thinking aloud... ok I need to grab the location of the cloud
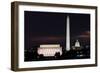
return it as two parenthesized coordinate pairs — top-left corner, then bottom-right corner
(76, 31), (90, 38)
(30, 36), (65, 43)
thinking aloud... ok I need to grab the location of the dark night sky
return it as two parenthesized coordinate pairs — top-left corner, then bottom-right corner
(24, 11), (90, 49)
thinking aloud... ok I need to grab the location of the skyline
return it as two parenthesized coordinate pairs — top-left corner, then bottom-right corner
(24, 11), (90, 50)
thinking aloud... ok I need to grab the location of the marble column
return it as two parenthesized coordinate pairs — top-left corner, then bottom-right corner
(66, 15), (70, 51)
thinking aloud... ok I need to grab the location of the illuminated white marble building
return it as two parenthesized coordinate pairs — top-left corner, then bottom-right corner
(75, 40), (80, 48)
(37, 44), (62, 57)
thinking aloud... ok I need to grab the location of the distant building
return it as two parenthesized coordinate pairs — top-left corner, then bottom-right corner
(72, 40), (81, 50)
(37, 44), (62, 57)
(75, 40), (80, 47)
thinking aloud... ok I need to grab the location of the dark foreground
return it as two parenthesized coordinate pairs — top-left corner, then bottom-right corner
(24, 48), (90, 61)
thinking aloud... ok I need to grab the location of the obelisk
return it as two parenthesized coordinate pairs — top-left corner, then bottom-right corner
(66, 15), (70, 51)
